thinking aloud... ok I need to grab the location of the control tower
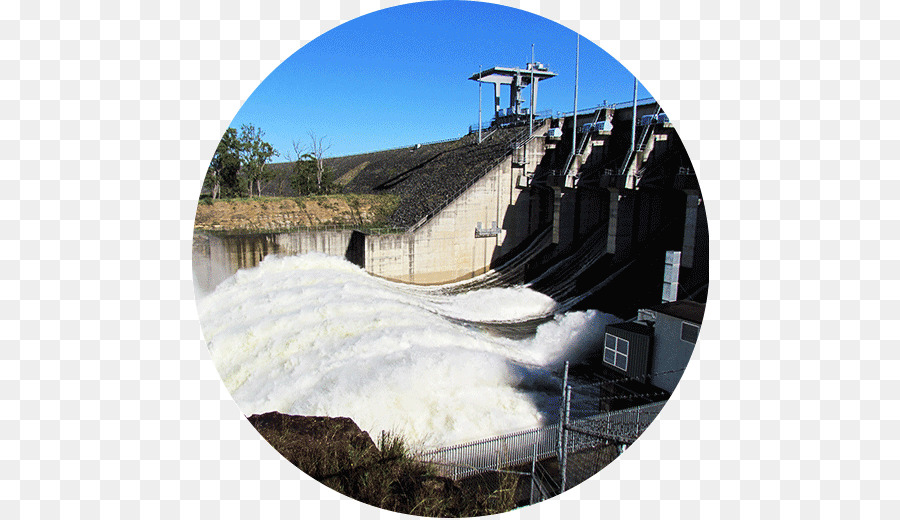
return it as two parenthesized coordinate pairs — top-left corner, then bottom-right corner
(470, 62), (557, 124)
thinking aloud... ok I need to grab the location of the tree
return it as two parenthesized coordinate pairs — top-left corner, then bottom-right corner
(307, 131), (332, 193)
(289, 140), (318, 196)
(204, 127), (241, 199)
(289, 134), (338, 196)
(238, 124), (278, 198)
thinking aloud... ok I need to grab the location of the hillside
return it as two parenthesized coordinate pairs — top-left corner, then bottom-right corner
(248, 412), (520, 516)
(261, 126), (526, 229)
(194, 195), (399, 233)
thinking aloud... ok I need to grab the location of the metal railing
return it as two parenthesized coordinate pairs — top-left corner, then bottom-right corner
(419, 401), (665, 481)
(287, 223), (395, 234)
(196, 222), (358, 236)
(422, 424), (558, 480)
(469, 109), (553, 133)
(555, 97), (658, 119)
(339, 135), (465, 158)
(618, 105), (662, 178)
(607, 96), (658, 111)
(213, 222), (409, 236)
(561, 107), (604, 177)
(530, 456), (559, 504)
(569, 402), (664, 444)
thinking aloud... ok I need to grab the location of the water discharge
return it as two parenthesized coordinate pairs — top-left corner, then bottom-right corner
(198, 252), (615, 448)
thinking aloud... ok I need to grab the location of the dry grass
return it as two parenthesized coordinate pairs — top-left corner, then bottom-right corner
(248, 413), (520, 517)
(193, 194), (399, 233)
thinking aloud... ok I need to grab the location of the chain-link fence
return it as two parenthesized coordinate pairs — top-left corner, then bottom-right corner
(420, 398), (665, 505)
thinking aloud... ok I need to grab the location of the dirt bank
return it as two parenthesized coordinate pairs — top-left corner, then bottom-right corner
(193, 194), (399, 233)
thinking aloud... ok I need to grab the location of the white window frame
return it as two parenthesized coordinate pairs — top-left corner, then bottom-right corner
(603, 333), (629, 371)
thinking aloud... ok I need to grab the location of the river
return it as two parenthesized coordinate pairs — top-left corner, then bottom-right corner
(195, 250), (616, 448)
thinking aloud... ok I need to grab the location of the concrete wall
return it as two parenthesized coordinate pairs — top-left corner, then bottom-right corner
(274, 230), (356, 258)
(194, 129), (549, 289)
(194, 110), (706, 297)
(364, 129), (547, 284)
(192, 229), (355, 293)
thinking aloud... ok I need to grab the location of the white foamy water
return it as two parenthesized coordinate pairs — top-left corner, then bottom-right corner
(198, 253), (614, 447)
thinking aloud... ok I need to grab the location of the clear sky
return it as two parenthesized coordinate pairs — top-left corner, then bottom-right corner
(229, 1), (653, 159)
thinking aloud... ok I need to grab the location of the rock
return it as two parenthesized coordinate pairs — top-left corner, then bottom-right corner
(246, 412), (380, 478)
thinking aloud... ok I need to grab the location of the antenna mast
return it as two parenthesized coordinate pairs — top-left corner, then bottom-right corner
(529, 44), (535, 135)
(572, 35), (580, 166)
(478, 65), (482, 144)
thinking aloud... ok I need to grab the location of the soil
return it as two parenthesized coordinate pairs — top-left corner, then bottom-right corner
(193, 195), (398, 233)
(246, 412), (381, 472)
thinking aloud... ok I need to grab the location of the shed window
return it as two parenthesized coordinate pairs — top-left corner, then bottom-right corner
(603, 333), (629, 371)
(681, 322), (700, 343)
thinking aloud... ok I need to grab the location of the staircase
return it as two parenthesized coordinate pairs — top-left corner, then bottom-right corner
(620, 107), (662, 188)
(561, 108), (604, 181)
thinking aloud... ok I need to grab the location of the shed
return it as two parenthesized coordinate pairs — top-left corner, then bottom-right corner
(638, 301), (705, 393)
(601, 321), (653, 381)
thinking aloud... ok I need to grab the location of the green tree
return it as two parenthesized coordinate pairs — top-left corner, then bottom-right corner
(289, 140), (317, 196)
(291, 154), (318, 196)
(290, 138), (338, 196)
(238, 124), (278, 198)
(204, 127), (241, 199)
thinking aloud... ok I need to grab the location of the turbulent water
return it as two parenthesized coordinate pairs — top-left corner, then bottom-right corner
(197, 252), (615, 448)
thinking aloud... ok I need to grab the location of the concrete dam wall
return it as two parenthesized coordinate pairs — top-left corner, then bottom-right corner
(192, 229), (361, 294)
(195, 104), (707, 314)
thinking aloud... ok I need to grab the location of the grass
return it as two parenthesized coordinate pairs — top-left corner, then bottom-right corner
(249, 413), (520, 517)
(311, 430), (519, 516)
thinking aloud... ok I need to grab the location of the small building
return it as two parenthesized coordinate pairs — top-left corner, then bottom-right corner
(601, 300), (705, 393)
(602, 321), (652, 381)
(470, 63), (557, 123)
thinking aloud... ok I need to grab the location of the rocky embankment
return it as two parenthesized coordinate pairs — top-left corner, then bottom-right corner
(246, 412), (520, 516)
(260, 127), (525, 229)
(193, 195), (398, 233)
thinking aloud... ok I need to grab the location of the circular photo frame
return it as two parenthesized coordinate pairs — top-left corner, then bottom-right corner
(193, 2), (708, 516)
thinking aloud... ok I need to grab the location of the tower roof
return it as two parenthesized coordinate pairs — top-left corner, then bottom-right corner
(469, 65), (557, 84)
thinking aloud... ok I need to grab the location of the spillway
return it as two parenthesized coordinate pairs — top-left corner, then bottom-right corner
(197, 252), (616, 448)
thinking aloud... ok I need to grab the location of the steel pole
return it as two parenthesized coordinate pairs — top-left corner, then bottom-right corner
(572, 35), (579, 165)
(630, 76), (637, 156)
(557, 361), (569, 465)
(560, 385), (572, 493)
(478, 67), (482, 144)
(529, 44), (535, 135)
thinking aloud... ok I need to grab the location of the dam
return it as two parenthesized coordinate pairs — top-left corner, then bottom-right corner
(194, 98), (707, 320)
(194, 66), (708, 472)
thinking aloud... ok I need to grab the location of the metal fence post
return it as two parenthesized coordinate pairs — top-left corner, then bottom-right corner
(557, 361), (569, 470)
(530, 442), (538, 504)
(560, 385), (572, 493)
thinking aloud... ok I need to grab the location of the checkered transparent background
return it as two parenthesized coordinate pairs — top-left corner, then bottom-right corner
(2, 0), (897, 518)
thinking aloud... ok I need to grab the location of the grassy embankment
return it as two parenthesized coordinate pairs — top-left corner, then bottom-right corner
(306, 433), (518, 516)
(194, 194), (400, 234)
(250, 412), (520, 517)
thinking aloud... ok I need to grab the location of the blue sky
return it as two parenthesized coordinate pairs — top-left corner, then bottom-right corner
(229, 1), (653, 159)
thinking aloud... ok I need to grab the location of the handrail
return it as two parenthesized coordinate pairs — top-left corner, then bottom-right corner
(618, 105), (661, 178)
(555, 97), (657, 119)
(607, 96), (658, 110)
(562, 109), (603, 176)
(469, 109), (552, 134)
(332, 135), (465, 160)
